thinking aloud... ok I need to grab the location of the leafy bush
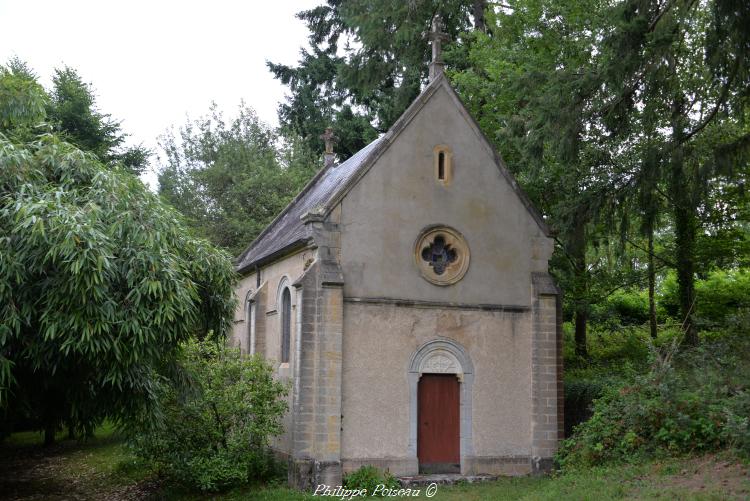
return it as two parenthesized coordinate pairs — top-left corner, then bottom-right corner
(660, 269), (750, 327)
(343, 466), (399, 495)
(564, 378), (607, 438)
(563, 325), (652, 435)
(590, 289), (650, 327)
(558, 331), (750, 469)
(130, 339), (289, 492)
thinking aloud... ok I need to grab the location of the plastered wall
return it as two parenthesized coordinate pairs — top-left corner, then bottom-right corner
(340, 303), (533, 463)
(339, 85), (553, 307)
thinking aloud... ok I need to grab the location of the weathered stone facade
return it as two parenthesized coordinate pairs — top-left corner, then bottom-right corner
(230, 73), (563, 488)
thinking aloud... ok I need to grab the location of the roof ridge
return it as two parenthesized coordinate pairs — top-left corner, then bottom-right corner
(235, 136), (386, 273)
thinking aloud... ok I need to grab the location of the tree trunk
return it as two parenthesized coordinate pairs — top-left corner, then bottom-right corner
(44, 423), (56, 446)
(669, 89), (698, 345)
(473, 0), (487, 32)
(671, 169), (698, 344)
(648, 225), (657, 339)
(571, 214), (588, 357)
(574, 306), (588, 356)
(665, 43), (699, 345)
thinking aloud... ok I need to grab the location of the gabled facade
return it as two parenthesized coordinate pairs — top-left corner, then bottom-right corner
(231, 72), (563, 489)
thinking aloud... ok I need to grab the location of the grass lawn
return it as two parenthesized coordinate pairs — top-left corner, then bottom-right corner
(1, 428), (748, 500)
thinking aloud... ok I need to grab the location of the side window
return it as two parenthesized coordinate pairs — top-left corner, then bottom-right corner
(245, 290), (254, 353)
(280, 287), (291, 363)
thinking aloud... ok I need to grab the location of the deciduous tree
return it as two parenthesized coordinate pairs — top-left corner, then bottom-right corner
(157, 103), (318, 255)
(0, 119), (236, 444)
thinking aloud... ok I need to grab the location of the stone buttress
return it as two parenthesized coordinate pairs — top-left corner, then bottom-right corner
(288, 211), (345, 489)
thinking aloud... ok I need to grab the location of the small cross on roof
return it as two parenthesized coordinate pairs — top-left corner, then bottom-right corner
(428, 15), (450, 81)
(429, 15), (450, 63)
(320, 127), (337, 154)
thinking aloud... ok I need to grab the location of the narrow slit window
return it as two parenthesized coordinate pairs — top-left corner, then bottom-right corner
(433, 145), (452, 185)
(244, 290), (255, 355)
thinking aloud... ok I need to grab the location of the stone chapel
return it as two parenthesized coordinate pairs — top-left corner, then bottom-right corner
(230, 19), (563, 489)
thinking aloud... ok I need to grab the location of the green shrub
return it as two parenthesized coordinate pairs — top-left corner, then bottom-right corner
(558, 332), (750, 469)
(660, 269), (750, 327)
(590, 289), (650, 327)
(129, 339), (288, 492)
(563, 323), (654, 371)
(563, 326), (653, 435)
(564, 378), (607, 437)
(343, 466), (399, 496)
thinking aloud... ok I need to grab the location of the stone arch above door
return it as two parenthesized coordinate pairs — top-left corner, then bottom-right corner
(407, 338), (474, 465)
(409, 338), (474, 377)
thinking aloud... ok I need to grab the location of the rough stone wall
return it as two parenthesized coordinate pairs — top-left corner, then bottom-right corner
(289, 217), (346, 489)
(253, 282), (268, 359)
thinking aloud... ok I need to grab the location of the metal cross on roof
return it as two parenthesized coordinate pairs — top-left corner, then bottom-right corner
(428, 15), (450, 81)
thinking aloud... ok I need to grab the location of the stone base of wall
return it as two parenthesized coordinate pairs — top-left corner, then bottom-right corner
(342, 457), (419, 476)
(339, 456), (550, 478)
(289, 458), (343, 491)
(462, 455), (533, 476)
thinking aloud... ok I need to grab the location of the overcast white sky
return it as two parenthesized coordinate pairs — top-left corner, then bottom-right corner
(0, 0), (319, 187)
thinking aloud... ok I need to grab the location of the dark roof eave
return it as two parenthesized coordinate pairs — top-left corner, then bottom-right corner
(234, 158), (335, 268)
(235, 237), (314, 276)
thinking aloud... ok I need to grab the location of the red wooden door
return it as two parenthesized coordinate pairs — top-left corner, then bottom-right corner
(417, 374), (460, 473)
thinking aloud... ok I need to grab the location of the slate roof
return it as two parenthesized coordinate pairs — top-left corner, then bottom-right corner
(235, 135), (385, 273)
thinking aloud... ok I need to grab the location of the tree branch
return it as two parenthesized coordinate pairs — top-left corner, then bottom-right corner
(624, 236), (676, 267)
(654, 185), (675, 204)
(681, 57), (740, 144)
(553, 235), (580, 270)
(211, 402), (228, 450)
(597, 261), (668, 300)
(648, 0), (677, 32)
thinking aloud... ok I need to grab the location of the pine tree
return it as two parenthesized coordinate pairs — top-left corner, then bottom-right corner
(269, 0), (487, 159)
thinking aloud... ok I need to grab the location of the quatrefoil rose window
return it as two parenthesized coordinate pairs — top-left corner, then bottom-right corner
(414, 226), (470, 285)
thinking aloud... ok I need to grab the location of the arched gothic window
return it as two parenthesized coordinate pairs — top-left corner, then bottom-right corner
(280, 287), (291, 363)
(245, 289), (255, 355)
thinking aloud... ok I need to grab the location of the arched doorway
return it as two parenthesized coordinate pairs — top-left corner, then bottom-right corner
(408, 339), (474, 474)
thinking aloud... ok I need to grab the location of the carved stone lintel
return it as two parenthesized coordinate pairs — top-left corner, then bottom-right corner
(419, 349), (462, 380)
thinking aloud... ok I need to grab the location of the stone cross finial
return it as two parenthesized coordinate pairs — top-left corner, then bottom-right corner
(320, 127), (337, 167)
(428, 15), (450, 81)
(321, 127), (336, 154)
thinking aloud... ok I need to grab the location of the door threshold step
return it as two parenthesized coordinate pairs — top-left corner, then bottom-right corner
(397, 474), (498, 487)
